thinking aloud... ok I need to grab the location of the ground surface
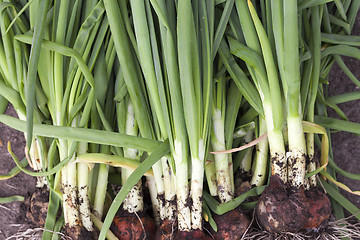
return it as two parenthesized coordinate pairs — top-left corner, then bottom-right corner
(0, 106), (36, 239)
(0, 9), (359, 240)
(327, 12), (360, 209)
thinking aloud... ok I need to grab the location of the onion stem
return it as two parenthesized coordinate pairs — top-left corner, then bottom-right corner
(211, 108), (233, 203)
(122, 100), (143, 213)
(240, 129), (255, 174)
(283, 0), (307, 189)
(250, 116), (268, 187)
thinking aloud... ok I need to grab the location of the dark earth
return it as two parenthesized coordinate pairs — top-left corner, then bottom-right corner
(1, 11), (359, 240)
(326, 12), (360, 210)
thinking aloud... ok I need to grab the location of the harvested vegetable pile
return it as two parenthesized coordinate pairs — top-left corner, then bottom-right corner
(0, 0), (360, 239)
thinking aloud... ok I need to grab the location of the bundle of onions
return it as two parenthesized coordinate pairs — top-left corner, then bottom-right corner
(249, 0), (313, 231)
(20, 2), (113, 237)
(2, 1), (360, 240)
(103, 0), (248, 238)
(103, 0), (174, 238)
(228, 5), (292, 234)
(0, 0), (50, 189)
(228, 0), (360, 234)
(226, 0), (317, 233)
(0, 1), (123, 238)
(106, 0), (213, 237)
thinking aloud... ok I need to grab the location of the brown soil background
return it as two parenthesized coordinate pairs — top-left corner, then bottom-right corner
(327, 12), (360, 208)
(0, 10), (359, 240)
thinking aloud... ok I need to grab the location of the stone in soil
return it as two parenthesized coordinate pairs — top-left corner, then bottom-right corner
(304, 187), (332, 229)
(209, 208), (250, 240)
(111, 212), (156, 240)
(255, 175), (309, 233)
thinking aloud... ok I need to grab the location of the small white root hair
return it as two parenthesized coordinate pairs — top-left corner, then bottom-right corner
(241, 215), (360, 240)
(6, 225), (72, 240)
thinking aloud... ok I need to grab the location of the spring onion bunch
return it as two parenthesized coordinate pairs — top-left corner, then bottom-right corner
(104, 0), (215, 237)
(1, 1), (360, 240)
(228, 0), (360, 235)
(0, 1), (118, 238)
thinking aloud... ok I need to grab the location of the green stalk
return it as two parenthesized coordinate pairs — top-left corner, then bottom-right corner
(150, 0), (191, 231)
(0, 5), (18, 91)
(145, 1), (177, 220)
(103, 0), (153, 139)
(211, 107), (232, 203)
(177, 0), (206, 230)
(91, 41), (112, 221)
(77, 141), (93, 231)
(130, 0), (177, 220)
(0, 95), (7, 114)
(250, 116), (268, 186)
(54, 0), (69, 125)
(130, 0), (167, 137)
(25, 0), (49, 150)
(93, 163), (109, 218)
(161, 156), (176, 220)
(205, 151), (218, 197)
(52, 1), (79, 227)
(306, 6), (321, 188)
(0, 41), (10, 82)
(234, 0), (287, 182)
(62, 119), (80, 227)
(210, 79), (233, 203)
(122, 100), (144, 213)
(224, 82), (242, 194)
(271, 0), (287, 96)
(283, 0), (307, 188)
(104, 0), (165, 222)
(246, 0), (287, 182)
(240, 129), (254, 174)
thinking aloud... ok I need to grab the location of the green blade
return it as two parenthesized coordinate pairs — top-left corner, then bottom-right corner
(0, 114), (161, 152)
